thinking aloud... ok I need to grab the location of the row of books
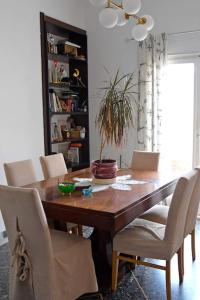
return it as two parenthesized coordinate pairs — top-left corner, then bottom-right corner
(49, 92), (79, 113)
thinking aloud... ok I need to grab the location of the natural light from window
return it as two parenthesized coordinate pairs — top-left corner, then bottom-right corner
(161, 62), (194, 171)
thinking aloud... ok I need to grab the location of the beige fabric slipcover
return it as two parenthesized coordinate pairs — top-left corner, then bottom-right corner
(4, 159), (37, 186)
(40, 153), (68, 179)
(131, 150), (160, 171)
(40, 153), (78, 231)
(140, 168), (200, 237)
(140, 204), (168, 225)
(0, 185), (98, 300)
(113, 170), (198, 260)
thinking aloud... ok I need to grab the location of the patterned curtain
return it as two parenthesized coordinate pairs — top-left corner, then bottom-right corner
(137, 33), (167, 151)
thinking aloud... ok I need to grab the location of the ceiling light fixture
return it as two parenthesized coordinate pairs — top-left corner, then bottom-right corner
(89, 0), (154, 41)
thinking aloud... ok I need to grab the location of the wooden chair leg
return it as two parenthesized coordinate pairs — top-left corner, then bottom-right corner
(166, 260), (171, 300)
(71, 226), (78, 235)
(177, 246), (183, 283)
(112, 251), (119, 291)
(77, 225), (83, 236)
(191, 229), (196, 261)
(182, 241), (184, 276)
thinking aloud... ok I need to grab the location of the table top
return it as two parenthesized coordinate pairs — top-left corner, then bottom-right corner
(25, 168), (179, 234)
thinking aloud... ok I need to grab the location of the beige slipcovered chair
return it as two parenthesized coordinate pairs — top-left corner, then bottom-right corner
(112, 170), (198, 300)
(139, 167), (200, 263)
(40, 153), (68, 179)
(4, 159), (37, 186)
(0, 185), (98, 300)
(131, 150), (160, 171)
(40, 153), (82, 235)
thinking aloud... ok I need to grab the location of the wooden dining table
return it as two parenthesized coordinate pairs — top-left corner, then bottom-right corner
(25, 168), (179, 288)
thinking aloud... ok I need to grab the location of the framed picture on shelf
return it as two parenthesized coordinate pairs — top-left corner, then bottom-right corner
(68, 147), (79, 163)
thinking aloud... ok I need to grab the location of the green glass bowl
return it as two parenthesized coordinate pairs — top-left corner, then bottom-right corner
(58, 182), (75, 194)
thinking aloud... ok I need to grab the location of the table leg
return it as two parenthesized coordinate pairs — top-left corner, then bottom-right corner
(90, 228), (112, 289)
(90, 228), (136, 290)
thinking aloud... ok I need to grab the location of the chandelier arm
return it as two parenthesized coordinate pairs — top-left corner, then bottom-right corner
(107, 1), (145, 23)
(107, 0), (123, 9)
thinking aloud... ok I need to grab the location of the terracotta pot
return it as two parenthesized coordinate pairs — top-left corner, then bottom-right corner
(91, 159), (118, 180)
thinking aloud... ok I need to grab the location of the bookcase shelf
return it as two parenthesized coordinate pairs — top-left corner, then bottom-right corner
(48, 52), (69, 63)
(49, 82), (70, 90)
(51, 138), (88, 145)
(48, 52), (87, 63)
(48, 83), (82, 92)
(69, 56), (87, 62)
(40, 13), (90, 172)
(50, 111), (87, 116)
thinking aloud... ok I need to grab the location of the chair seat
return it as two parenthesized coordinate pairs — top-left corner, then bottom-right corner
(139, 205), (169, 224)
(50, 230), (98, 300)
(113, 219), (172, 260)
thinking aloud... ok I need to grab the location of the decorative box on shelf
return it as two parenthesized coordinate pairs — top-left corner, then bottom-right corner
(70, 127), (86, 139)
(70, 129), (81, 139)
(57, 40), (81, 56)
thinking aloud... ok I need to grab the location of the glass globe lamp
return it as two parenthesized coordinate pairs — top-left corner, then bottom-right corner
(141, 15), (154, 31)
(99, 8), (118, 29)
(131, 24), (148, 41)
(122, 0), (141, 14)
(117, 10), (129, 26)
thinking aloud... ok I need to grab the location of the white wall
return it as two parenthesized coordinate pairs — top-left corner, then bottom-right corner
(84, 0), (200, 165)
(0, 0), (86, 232)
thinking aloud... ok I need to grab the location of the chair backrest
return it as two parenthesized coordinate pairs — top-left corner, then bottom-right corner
(131, 150), (160, 171)
(4, 159), (37, 186)
(0, 185), (55, 300)
(184, 167), (200, 236)
(164, 170), (198, 255)
(40, 153), (68, 179)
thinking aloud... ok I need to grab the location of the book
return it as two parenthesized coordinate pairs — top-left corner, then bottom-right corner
(52, 92), (58, 112)
(56, 95), (62, 112)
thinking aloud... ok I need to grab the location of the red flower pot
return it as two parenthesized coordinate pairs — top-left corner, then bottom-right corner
(91, 159), (118, 182)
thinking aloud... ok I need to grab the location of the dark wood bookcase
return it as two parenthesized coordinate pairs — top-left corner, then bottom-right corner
(40, 13), (90, 171)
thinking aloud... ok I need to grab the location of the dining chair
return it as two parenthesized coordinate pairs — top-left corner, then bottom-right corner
(112, 170), (198, 300)
(4, 159), (37, 186)
(131, 150), (160, 171)
(139, 167), (200, 264)
(40, 153), (82, 235)
(40, 153), (68, 179)
(0, 185), (98, 300)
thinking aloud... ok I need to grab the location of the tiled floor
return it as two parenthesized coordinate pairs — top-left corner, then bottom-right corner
(1, 223), (200, 300)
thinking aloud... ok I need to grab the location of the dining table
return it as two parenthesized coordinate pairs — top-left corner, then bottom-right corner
(25, 167), (179, 288)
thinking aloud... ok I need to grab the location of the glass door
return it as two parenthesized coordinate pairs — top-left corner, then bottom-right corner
(161, 56), (200, 171)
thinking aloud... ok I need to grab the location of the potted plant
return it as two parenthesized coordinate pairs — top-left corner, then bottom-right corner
(91, 70), (137, 184)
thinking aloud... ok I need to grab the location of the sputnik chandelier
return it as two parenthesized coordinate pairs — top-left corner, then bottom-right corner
(89, 0), (154, 41)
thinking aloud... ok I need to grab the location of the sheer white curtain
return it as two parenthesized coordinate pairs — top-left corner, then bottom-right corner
(137, 33), (167, 151)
